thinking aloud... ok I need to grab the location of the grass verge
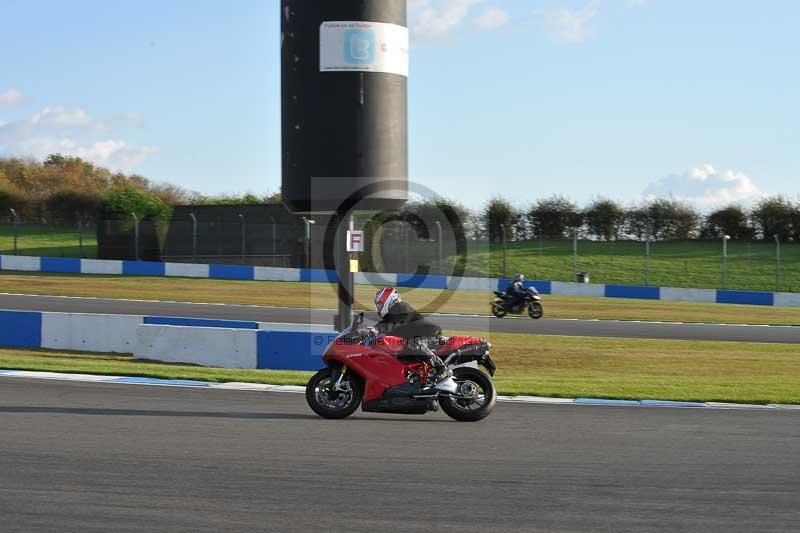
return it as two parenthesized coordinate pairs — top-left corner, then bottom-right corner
(2, 271), (800, 325)
(471, 331), (800, 404)
(0, 349), (310, 385)
(4, 231), (796, 291)
(0, 224), (97, 258)
(444, 239), (800, 293)
(3, 331), (799, 404)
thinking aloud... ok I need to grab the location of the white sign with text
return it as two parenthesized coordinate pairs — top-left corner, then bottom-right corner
(320, 21), (409, 77)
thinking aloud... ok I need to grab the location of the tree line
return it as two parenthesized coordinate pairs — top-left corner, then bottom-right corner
(2, 154), (797, 241)
(0, 154), (279, 224)
(399, 196), (800, 243)
(0, 154), (185, 223)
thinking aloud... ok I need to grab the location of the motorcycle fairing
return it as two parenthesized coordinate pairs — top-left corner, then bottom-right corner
(362, 381), (432, 414)
(322, 331), (494, 414)
(323, 335), (412, 405)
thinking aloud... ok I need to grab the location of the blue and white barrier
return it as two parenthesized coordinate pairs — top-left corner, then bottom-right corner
(0, 309), (41, 348)
(42, 312), (142, 353)
(661, 287), (716, 303)
(136, 324), (335, 371)
(0, 308), (337, 371)
(136, 325), (262, 369)
(1, 254), (797, 308)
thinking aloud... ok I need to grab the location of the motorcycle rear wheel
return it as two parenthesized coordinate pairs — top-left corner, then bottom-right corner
(306, 368), (363, 419)
(439, 368), (496, 422)
(528, 302), (543, 319)
(491, 302), (507, 318)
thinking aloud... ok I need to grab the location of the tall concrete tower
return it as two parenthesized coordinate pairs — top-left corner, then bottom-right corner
(281, 0), (408, 214)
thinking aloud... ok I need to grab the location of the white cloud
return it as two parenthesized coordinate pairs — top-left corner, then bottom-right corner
(408, 0), (432, 9)
(105, 142), (159, 170)
(549, 5), (598, 44)
(643, 164), (765, 207)
(30, 107), (98, 129)
(0, 89), (27, 107)
(411, 0), (484, 40)
(72, 139), (158, 168)
(0, 106), (157, 172)
(476, 6), (509, 30)
(410, 0), (639, 44)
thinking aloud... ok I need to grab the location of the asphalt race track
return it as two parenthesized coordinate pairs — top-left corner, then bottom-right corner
(2, 292), (800, 343)
(1, 377), (799, 532)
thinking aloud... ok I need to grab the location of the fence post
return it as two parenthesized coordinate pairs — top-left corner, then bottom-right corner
(404, 224), (410, 274)
(189, 213), (198, 261)
(435, 220), (443, 274)
(131, 213), (140, 261)
(10, 208), (19, 256)
(572, 229), (578, 281)
(302, 216), (315, 269)
(269, 216), (277, 255)
(775, 235), (781, 293)
(239, 214), (246, 260)
(76, 212), (84, 259)
(644, 236), (651, 286)
(722, 234), (730, 289)
(500, 225), (508, 279)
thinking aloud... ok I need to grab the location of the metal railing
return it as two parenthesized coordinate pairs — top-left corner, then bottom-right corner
(477, 232), (796, 293)
(0, 212), (797, 292)
(1, 212), (94, 259)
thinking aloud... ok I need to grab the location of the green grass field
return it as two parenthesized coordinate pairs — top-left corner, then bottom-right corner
(3, 331), (799, 404)
(0, 224), (798, 292)
(4, 271), (800, 325)
(0, 224), (97, 258)
(438, 239), (800, 293)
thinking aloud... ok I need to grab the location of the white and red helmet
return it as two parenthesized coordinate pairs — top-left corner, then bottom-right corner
(374, 287), (401, 318)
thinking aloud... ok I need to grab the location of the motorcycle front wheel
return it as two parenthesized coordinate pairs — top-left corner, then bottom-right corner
(528, 302), (543, 319)
(306, 368), (363, 419)
(439, 367), (497, 422)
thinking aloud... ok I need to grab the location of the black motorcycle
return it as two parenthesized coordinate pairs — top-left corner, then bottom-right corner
(491, 288), (543, 319)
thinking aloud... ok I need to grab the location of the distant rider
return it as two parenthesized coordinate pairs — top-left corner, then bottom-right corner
(504, 273), (527, 310)
(368, 287), (457, 392)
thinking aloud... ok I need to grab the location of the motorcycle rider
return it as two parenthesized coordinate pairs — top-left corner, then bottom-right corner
(504, 273), (527, 311)
(369, 287), (457, 392)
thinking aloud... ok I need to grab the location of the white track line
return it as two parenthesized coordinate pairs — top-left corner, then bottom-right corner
(0, 370), (796, 411)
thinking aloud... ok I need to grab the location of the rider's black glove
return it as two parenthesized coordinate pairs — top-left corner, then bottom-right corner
(360, 327), (379, 345)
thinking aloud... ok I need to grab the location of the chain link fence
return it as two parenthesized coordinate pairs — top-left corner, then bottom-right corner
(0, 214), (96, 258)
(0, 213), (797, 293)
(478, 237), (797, 293)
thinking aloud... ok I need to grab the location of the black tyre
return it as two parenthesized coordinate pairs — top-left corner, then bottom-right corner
(439, 367), (497, 422)
(528, 302), (543, 319)
(306, 368), (363, 419)
(491, 302), (507, 318)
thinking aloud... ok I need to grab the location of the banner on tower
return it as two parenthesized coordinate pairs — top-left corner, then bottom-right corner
(320, 21), (409, 77)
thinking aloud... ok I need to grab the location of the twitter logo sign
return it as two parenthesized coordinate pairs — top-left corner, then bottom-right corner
(344, 29), (376, 65)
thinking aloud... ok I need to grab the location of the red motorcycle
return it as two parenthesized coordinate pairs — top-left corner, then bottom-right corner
(306, 313), (497, 422)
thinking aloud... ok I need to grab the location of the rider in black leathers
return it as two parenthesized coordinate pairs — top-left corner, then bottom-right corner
(374, 299), (442, 339)
(370, 287), (451, 387)
(504, 273), (527, 310)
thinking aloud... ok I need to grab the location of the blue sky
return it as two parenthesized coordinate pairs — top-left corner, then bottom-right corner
(1, 0), (798, 209)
